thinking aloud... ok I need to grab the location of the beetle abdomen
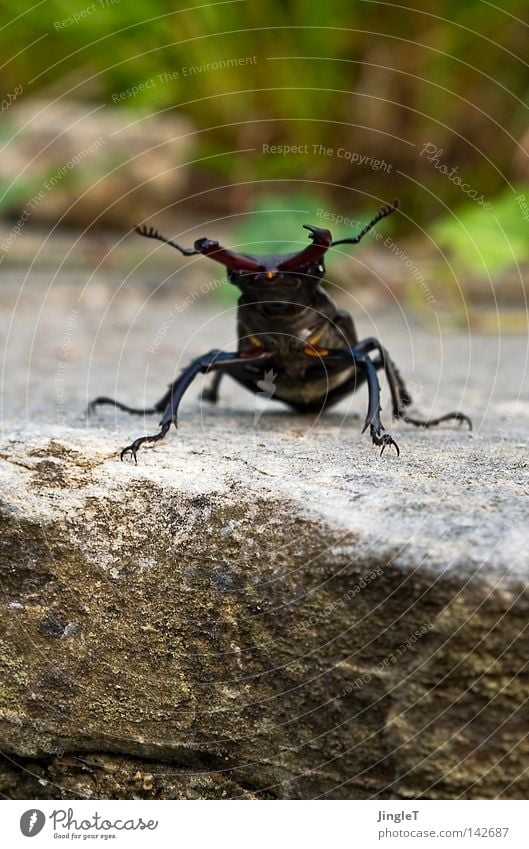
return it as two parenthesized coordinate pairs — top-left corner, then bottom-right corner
(272, 365), (359, 409)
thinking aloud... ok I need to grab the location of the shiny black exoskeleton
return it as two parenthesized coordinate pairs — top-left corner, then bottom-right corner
(88, 201), (471, 461)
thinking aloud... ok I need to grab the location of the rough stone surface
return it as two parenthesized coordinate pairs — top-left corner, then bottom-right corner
(1, 272), (529, 799)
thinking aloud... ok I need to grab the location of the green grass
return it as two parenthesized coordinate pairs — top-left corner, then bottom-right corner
(432, 187), (529, 276)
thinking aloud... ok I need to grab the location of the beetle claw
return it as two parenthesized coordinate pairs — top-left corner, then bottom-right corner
(379, 434), (400, 457)
(120, 444), (138, 464)
(371, 430), (400, 458)
(119, 423), (171, 464)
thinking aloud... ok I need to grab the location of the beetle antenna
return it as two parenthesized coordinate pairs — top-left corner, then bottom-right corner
(331, 199), (400, 247)
(135, 225), (199, 256)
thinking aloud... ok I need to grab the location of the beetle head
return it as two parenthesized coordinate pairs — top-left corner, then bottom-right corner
(196, 225), (332, 295)
(135, 202), (398, 297)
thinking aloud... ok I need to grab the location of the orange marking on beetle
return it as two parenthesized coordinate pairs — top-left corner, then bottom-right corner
(242, 342), (266, 357)
(304, 344), (330, 357)
(306, 326), (325, 346)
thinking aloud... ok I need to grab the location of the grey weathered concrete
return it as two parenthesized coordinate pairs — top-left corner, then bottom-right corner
(1, 269), (529, 799)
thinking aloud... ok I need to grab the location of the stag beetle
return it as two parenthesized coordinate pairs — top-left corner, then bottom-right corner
(88, 200), (471, 461)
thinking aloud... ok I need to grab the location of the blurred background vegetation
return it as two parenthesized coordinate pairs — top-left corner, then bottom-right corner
(0, 0), (528, 324)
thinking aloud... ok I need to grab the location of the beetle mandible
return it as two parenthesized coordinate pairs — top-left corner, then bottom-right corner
(88, 200), (471, 462)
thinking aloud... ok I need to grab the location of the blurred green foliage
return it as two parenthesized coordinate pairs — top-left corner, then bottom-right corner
(1, 0), (528, 316)
(433, 186), (529, 276)
(230, 191), (327, 254)
(1, 0), (528, 225)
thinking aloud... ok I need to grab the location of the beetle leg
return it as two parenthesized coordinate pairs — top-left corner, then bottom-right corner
(87, 391), (170, 417)
(119, 423), (172, 464)
(199, 341), (267, 404)
(358, 353), (400, 456)
(120, 349), (272, 463)
(399, 409), (472, 429)
(357, 337), (471, 430)
(323, 348), (399, 456)
(355, 337), (411, 413)
(201, 370), (224, 404)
